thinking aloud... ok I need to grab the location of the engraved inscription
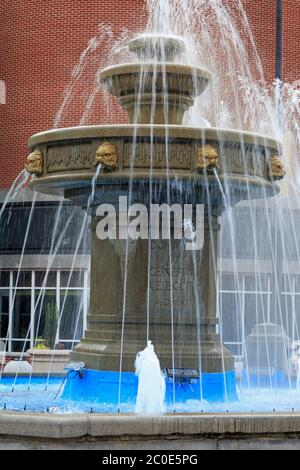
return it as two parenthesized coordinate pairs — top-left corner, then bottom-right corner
(150, 241), (195, 310)
(123, 142), (192, 169)
(46, 144), (93, 173)
(150, 266), (194, 307)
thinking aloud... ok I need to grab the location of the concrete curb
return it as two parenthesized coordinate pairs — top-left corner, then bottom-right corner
(1, 411), (300, 440)
(0, 412), (88, 439)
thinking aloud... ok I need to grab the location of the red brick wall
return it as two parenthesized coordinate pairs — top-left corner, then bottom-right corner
(242, 0), (300, 84)
(0, 0), (146, 189)
(241, 0), (277, 84)
(282, 0), (300, 84)
(0, 0), (299, 189)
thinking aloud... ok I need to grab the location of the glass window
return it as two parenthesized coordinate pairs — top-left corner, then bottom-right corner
(60, 271), (84, 288)
(12, 290), (31, 339)
(11, 340), (30, 353)
(283, 274), (293, 294)
(219, 292), (242, 344)
(0, 289), (9, 339)
(35, 271), (57, 288)
(219, 274), (242, 291)
(294, 276), (300, 294)
(244, 274), (269, 292)
(244, 293), (268, 337)
(13, 271), (31, 288)
(0, 270), (87, 352)
(277, 294), (293, 339)
(293, 295), (300, 341)
(34, 290), (57, 348)
(0, 272), (9, 287)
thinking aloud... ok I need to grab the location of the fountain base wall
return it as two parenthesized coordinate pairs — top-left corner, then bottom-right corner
(2, 411), (300, 450)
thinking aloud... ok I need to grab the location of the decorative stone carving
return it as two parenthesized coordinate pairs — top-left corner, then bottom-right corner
(123, 141), (191, 170)
(47, 144), (92, 173)
(269, 154), (286, 180)
(94, 142), (118, 171)
(25, 149), (43, 176)
(196, 144), (220, 172)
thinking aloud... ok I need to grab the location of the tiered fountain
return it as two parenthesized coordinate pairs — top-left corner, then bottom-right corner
(25, 33), (284, 404)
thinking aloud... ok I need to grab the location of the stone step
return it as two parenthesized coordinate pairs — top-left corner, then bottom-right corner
(87, 314), (218, 326)
(72, 338), (233, 372)
(84, 327), (219, 342)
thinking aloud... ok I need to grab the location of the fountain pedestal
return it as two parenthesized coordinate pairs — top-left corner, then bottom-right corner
(72, 212), (233, 375)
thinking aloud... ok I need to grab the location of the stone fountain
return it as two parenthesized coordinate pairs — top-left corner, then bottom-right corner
(25, 34), (284, 402)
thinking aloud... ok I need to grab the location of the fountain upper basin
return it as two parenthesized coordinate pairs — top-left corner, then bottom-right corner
(100, 63), (211, 124)
(128, 34), (187, 61)
(28, 124), (281, 211)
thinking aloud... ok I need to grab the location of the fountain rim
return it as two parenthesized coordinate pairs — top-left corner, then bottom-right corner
(128, 33), (187, 58)
(28, 124), (281, 151)
(1, 410), (300, 442)
(28, 173), (279, 203)
(99, 62), (212, 80)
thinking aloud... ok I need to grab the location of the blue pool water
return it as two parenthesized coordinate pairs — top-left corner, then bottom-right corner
(1, 372), (300, 414)
(62, 369), (237, 404)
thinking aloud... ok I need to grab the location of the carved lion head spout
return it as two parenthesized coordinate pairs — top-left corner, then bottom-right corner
(269, 154), (286, 180)
(196, 144), (220, 172)
(25, 149), (43, 176)
(94, 142), (118, 171)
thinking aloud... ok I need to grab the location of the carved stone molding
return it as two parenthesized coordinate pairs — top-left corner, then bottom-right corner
(196, 144), (220, 172)
(25, 149), (43, 176)
(94, 142), (118, 171)
(269, 154), (285, 180)
(47, 144), (92, 173)
(123, 141), (191, 170)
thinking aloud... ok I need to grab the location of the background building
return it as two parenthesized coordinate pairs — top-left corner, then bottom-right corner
(0, 0), (299, 355)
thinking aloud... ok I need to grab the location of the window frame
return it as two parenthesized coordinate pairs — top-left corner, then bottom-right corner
(0, 269), (88, 352)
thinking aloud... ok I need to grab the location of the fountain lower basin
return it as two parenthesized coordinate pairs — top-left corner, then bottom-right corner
(0, 375), (299, 414)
